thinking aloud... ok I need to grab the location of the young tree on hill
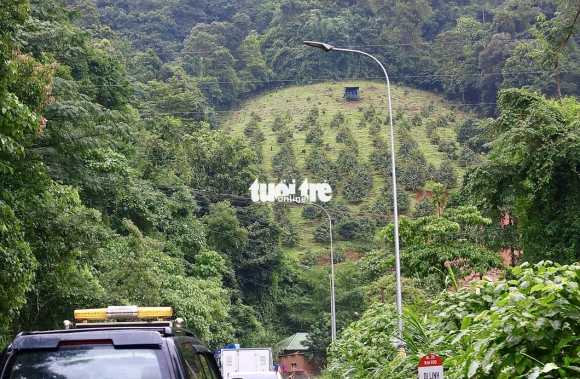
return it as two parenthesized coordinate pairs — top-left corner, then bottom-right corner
(398, 160), (426, 191)
(305, 123), (324, 146)
(329, 111), (345, 129)
(342, 174), (367, 202)
(412, 195), (435, 219)
(342, 165), (373, 202)
(435, 159), (458, 189)
(336, 148), (359, 176)
(272, 141), (296, 178)
(369, 139), (392, 172)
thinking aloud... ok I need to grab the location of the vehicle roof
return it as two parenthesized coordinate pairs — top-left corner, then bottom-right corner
(8, 326), (210, 352)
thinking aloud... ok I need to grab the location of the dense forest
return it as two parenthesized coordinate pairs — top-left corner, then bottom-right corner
(2, 0), (580, 377)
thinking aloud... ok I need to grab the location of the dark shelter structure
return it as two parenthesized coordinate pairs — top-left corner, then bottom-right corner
(344, 86), (359, 101)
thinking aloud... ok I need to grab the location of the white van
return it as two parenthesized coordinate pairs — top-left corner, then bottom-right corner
(226, 371), (283, 379)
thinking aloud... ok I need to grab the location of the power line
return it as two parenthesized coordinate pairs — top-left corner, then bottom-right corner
(144, 36), (580, 56)
(78, 70), (552, 88)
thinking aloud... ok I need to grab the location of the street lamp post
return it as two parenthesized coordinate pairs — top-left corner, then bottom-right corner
(308, 202), (336, 343)
(303, 41), (403, 341)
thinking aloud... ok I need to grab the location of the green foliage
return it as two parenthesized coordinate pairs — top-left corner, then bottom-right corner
(530, 0), (580, 99)
(411, 114), (422, 127)
(435, 261), (580, 379)
(187, 126), (258, 195)
(336, 215), (376, 241)
(364, 274), (427, 311)
(381, 184), (410, 212)
(129, 48), (163, 83)
(99, 220), (168, 307)
(244, 118), (260, 138)
(324, 260), (580, 379)
(0, 201), (36, 340)
(270, 114), (287, 132)
(458, 146), (483, 167)
(456, 117), (487, 153)
(335, 125), (352, 144)
(272, 142), (297, 178)
(9, 0), (580, 362)
(276, 126), (294, 143)
(397, 130), (419, 158)
(305, 106), (320, 126)
(460, 89), (580, 263)
(163, 275), (234, 349)
(190, 250), (228, 281)
(236, 211), (283, 299)
(229, 300), (272, 348)
(437, 140), (458, 160)
(435, 17), (491, 104)
(324, 303), (411, 379)
(13, 181), (110, 332)
(356, 249), (394, 283)
(313, 221), (332, 243)
(304, 314), (333, 365)
(412, 196), (435, 219)
(378, 206), (503, 288)
(280, 220), (300, 247)
(398, 160), (426, 191)
(421, 101), (435, 117)
(430, 182), (447, 217)
(0, 93), (41, 173)
(203, 201), (248, 261)
(363, 105), (377, 122)
(134, 76), (210, 122)
(425, 120), (437, 138)
(430, 129), (441, 145)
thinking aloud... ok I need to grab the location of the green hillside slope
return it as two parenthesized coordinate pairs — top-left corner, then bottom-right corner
(219, 80), (476, 258)
(222, 80), (468, 194)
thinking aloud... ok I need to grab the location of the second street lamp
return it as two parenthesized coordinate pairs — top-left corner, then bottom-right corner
(308, 202), (336, 343)
(303, 41), (404, 342)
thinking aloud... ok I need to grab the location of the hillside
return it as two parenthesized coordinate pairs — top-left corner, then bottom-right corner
(223, 80), (468, 181)
(219, 80), (475, 257)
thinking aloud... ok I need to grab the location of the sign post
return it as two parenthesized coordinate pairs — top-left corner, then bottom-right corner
(418, 354), (444, 379)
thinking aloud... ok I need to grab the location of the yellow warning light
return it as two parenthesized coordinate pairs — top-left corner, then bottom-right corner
(74, 308), (108, 320)
(137, 307), (173, 319)
(74, 306), (173, 321)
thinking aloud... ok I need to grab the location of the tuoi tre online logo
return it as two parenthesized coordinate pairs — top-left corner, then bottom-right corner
(249, 179), (332, 203)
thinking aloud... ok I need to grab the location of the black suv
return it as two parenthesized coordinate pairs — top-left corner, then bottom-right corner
(0, 306), (222, 379)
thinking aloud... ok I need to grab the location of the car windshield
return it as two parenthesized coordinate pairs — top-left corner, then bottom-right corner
(8, 345), (170, 379)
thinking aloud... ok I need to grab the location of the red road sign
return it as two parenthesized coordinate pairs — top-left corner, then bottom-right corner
(418, 354), (443, 379)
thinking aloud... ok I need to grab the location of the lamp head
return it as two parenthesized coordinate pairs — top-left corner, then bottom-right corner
(303, 41), (334, 52)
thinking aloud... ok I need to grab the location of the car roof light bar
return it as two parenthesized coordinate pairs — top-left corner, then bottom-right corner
(74, 306), (173, 321)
